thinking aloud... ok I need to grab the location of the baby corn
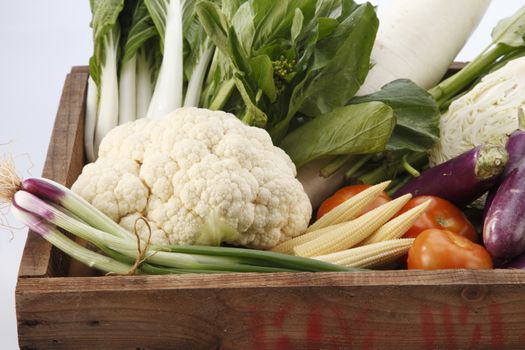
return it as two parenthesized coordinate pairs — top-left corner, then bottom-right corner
(270, 222), (346, 254)
(314, 238), (415, 268)
(293, 194), (412, 257)
(360, 199), (431, 245)
(307, 181), (390, 232)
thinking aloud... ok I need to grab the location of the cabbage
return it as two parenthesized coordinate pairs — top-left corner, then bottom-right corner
(429, 56), (525, 165)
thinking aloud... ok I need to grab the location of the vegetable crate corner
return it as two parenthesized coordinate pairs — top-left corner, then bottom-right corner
(14, 67), (525, 349)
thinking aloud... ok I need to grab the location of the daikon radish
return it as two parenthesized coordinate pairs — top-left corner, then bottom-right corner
(358, 0), (491, 95)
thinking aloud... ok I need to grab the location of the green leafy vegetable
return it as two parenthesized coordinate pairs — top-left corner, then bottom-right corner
(280, 102), (395, 167)
(121, 1), (158, 64)
(118, 1), (159, 123)
(196, 0), (379, 148)
(87, 0), (126, 160)
(351, 79), (440, 152)
(294, 3), (378, 118)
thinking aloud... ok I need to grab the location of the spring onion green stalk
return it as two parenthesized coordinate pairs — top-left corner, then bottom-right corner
(158, 245), (353, 272)
(11, 205), (132, 274)
(1, 158), (350, 274)
(14, 189), (346, 273)
(21, 177), (133, 240)
(145, 0), (184, 118)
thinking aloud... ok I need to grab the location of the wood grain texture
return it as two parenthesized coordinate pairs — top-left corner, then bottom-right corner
(18, 67), (88, 278)
(16, 270), (525, 349)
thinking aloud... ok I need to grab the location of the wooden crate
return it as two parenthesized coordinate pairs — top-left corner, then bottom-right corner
(16, 67), (525, 349)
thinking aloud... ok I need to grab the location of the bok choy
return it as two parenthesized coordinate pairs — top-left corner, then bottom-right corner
(118, 0), (158, 122)
(86, 0), (125, 162)
(144, 0), (185, 118)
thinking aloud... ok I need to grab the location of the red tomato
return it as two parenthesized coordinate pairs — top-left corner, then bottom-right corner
(407, 229), (493, 270)
(397, 196), (477, 241)
(317, 184), (391, 220)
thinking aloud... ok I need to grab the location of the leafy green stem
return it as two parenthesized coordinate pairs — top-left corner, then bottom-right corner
(429, 44), (515, 107)
(401, 155), (421, 177)
(344, 154), (373, 180)
(320, 155), (355, 178)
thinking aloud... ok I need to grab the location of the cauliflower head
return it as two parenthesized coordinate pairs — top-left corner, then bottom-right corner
(72, 107), (312, 249)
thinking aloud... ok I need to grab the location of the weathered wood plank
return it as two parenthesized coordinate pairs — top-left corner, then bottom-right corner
(16, 270), (525, 349)
(71, 66), (89, 74)
(18, 68), (88, 278)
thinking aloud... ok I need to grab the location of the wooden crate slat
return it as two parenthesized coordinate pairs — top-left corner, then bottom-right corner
(70, 66), (89, 74)
(18, 68), (88, 278)
(16, 271), (525, 349)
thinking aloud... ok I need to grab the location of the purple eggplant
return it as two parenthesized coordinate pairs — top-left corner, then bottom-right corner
(502, 129), (525, 178)
(484, 130), (525, 219)
(484, 158), (525, 259)
(393, 144), (508, 207)
(505, 249), (525, 269)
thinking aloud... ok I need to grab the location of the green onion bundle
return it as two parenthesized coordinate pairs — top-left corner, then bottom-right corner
(1, 158), (349, 275)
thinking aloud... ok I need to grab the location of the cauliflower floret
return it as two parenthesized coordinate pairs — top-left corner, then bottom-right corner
(71, 158), (149, 222)
(72, 107), (312, 249)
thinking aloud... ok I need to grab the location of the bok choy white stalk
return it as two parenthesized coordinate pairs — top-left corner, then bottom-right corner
(184, 47), (214, 106)
(94, 29), (120, 149)
(182, 1), (216, 107)
(118, 55), (136, 124)
(119, 0), (160, 120)
(84, 77), (98, 163)
(145, 0), (184, 118)
(136, 47), (155, 118)
(86, 0), (126, 161)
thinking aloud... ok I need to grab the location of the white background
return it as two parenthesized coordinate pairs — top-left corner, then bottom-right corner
(0, 1), (523, 348)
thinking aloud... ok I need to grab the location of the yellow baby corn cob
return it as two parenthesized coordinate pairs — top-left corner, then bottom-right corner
(270, 222), (346, 254)
(359, 199), (431, 245)
(293, 194), (412, 257)
(314, 238), (415, 268)
(306, 181), (390, 233)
